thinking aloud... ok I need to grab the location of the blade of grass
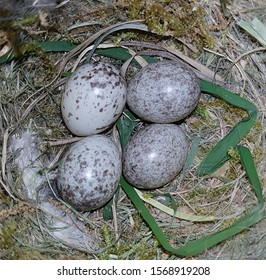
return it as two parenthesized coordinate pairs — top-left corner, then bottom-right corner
(120, 174), (265, 256)
(134, 188), (216, 222)
(237, 18), (266, 47)
(96, 47), (157, 67)
(103, 187), (121, 220)
(0, 41), (77, 65)
(237, 145), (264, 204)
(117, 82), (264, 256)
(37, 41), (77, 52)
(116, 109), (138, 149)
(86, 22), (148, 62)
(93, 46), (257, 178)
(0, 50), (13, 64)
(180, 135), (201, 179)
(197, 80), (258, 176)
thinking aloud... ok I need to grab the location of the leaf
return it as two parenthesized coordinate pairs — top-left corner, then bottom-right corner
(237, 145), (264, 204)
(37, 41), (77, 52)
(116, 109), (138, 149)
(117, 77), (264, 256)
(0, 41), (77, 65)
(95, 47), (157, 66)
(219, 0), (230, 17)
(0, 51), (12, 64)
(197, 80), (258, 176)
(134, 188), (216, 222)
(238, 17), (266, 47)
(120, 175), (265, 256)
(180, 135), (201, 179)
(86, 21), (149, 61)
(59, 21), (148, 71)
(103, 187), (121, 220)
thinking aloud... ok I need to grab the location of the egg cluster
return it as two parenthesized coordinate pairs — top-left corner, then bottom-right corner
(57, 60), (201, 211)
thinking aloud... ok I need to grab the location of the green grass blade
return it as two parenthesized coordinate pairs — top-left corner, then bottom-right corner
(117, 81), (264, 255)
(180, 135), (200, 179)
(120, 176), (265, 256)
(197, 80), (258, 176)
(199, 80), (258, 112)
(96, 47), (157, 66)
(86, 22), (149, 61)
(120, 176), (180, 254)
(134, 188), (216, 222)
(237, 18), (266, 47)
(103, 187), (121, 220)
(96, 47), (132, 62)
(116, 109), (138, 149)
(175, 204), (265, 256)
(0, 51), (13, 64)
(0, 41), (77, 65)
(37, 41), (77, 52)
(237, 145), (264, 204)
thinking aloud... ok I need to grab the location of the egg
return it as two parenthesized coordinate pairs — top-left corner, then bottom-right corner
(61, 61), (127, 136)
(123, 124), (188, 189)
(127, 60), (200, 123)
(56, 135), (122, 211)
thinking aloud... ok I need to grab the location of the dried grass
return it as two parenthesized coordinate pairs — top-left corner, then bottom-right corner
(0, 0), (265, 259)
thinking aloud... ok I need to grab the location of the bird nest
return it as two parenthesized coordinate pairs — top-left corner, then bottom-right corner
(0, 0), (265, 259)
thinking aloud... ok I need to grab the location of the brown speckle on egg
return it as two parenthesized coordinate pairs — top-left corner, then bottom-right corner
(123, 124), (188, 189)
(61, 61), (127, 136)
(56, 135), (122, 211)
(127, 60), (201, 123)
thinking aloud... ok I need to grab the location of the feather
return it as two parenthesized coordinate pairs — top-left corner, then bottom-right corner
(8, 130), (99, 252)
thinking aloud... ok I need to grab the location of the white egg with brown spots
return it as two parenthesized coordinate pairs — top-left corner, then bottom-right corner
(56, 135), (122, 211)
(127, 60), (201, 123)
(62, 61), (127, 136)
(123, 124), (188, 189)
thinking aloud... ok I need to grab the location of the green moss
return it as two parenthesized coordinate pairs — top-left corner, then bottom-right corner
(228, 147), (240, 161)
(11, 16), (39, 28)
(98, 222), (158, 259)
(0, 220), (16, 249)
(0, 193), (12, 205)
(128, 0), (214, 49)
(99, 239), (158, 260)
(193, 105), (217, 128)
(128, 0), (144, 19)
(185, 184), (232, 202)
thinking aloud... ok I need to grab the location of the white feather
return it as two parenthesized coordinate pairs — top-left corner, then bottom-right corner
(8, 130), (44, 200)
(8, 130), (98, 251)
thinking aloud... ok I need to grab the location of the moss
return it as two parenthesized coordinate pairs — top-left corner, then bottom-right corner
(0, 193), (12, 205)
(191, 97), (249, 135)
(252, 147), (263, 162)
(203, 98), (248, 121)
(128, 0), (143, 19)
(228, 147), (240, 161)
(218, 218), (239, 231)
(185, 184), (232, 202)
(128, 0), (214, 50)
(98, 224), (158, 259)
(189, 104), (217, 131)
(194, 106), (216, 127)
(0, 220), (16, 249)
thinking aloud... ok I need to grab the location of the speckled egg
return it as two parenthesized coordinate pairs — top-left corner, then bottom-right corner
(56, 135), (122, 211)
(123, 124), (188, 189)
(127, 60), (200, 123)
(62, 61), (127, 136)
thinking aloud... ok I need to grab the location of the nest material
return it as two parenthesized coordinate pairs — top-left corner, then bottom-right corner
(0, 0), (265, 259)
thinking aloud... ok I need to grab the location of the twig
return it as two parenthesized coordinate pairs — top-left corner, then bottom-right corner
(44, 136), (83, 147)
(112, 198), (119, 242)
